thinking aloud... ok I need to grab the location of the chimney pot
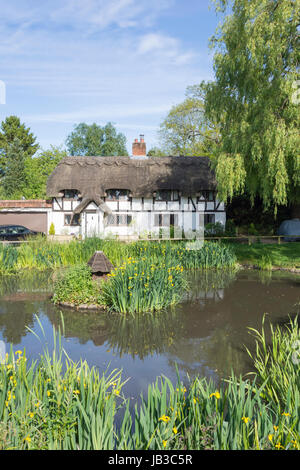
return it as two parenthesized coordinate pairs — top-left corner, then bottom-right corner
(132, 135), (146, 157)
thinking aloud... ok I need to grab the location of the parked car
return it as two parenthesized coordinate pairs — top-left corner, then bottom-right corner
(0, 225), (43, 241)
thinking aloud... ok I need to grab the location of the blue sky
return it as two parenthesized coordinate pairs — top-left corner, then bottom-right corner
(0, 0), (222, 154)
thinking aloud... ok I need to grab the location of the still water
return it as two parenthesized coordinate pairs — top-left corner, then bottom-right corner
(0, 269), (299, 399)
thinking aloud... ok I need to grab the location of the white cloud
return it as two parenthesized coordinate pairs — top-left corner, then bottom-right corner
(0, 0), (175, 39)
(0, 0), (214, 152)
(137, 33), (195, 65)
(23, 103), (174, 124)
(138, 33), (178, 54)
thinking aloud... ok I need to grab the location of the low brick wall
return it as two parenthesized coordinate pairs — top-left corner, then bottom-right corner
(0, 200), (52, 209)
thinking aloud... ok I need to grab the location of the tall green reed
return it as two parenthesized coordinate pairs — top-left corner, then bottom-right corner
(0, 238), (237, 274)
(0, 316), (299, 450)
(100, 256), (187, 314)
(246, 315), (300, 409)
(0, 316), (126, 450)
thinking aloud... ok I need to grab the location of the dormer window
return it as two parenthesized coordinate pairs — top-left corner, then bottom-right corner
(155, 190), (179, 202)
(106, 189), (130, 201)
(64, 190), (79, 200)
(198, 191), (215, 202)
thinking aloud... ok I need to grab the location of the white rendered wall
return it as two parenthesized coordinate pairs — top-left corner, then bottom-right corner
(48, 196), (226, 239)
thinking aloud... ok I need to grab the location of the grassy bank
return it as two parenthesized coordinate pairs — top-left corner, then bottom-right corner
(232, 242), (300, 270)
(0, 317), (299, 450)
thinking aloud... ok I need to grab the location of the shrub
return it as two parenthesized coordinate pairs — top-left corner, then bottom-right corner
(49, 222), (55, 236)
(225, 219), (236, 236)
(204, 222), (225, 237)
(52, 265), (100, 306)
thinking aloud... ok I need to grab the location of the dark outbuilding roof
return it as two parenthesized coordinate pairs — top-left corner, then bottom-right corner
(46, 156), (216, 200)
(87, 251), (114, 274)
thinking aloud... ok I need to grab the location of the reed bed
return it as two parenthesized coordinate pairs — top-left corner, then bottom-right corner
(0, 237), (236, 274)
(46, 238), (236, 314)
(0, 237), (129, 274)
(0, 319), (127, 450)
(131, 240), (237, 270)
(246, 316), (300, 409)
(0, 317), (299, 450)
(100, 257), (187, 314)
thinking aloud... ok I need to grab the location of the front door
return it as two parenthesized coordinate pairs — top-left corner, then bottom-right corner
(85, 211), (98, 237)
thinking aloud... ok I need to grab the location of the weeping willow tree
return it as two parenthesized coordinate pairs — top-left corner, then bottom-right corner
(205, 0), (300, 212)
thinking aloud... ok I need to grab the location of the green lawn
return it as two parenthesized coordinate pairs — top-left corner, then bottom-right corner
(232, 242), (300, 269)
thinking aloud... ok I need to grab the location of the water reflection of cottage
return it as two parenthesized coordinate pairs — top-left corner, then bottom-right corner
(46, 136), (226, 239)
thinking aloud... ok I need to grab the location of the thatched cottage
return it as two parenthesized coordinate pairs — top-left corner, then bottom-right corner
(46, 136), (226, 239)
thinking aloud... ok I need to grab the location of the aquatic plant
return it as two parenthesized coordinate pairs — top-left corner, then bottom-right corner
(0, 237), (237, 274)
(257, 254), (273, 271)
(0, 316), (127, 450)
(246, 316), (300, 409)
(100, 257), (187, 314)
(0, 317), (299, 450)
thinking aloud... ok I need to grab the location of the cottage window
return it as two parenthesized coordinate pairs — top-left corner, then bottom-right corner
(199, 191), (215, 202)
(64, 190), (79, 200)
(106, 189), (129, 201)
(106, 214), (132, 226)
(64, 214), (81, 226)
(154, 214), (178, 227)
(204, 214), (215, 225)
(155, 190), (179, 202)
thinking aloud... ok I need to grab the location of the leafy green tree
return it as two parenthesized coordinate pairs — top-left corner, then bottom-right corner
(23, 146), (67, 199)
(66, 122), (128, 156)
(2, 138), (27, 198)
(0, 116), (39, 175)
(158, 84), (220, 156)
(147, 147), (167, 157)
(204, 0), (300, 211)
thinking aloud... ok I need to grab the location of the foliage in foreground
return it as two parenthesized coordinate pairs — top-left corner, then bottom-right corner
(246, 316), (300, 409)
(0, 317), (299, 450)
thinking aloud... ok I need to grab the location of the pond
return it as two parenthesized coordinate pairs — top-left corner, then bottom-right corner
(0, 269), (299, 400)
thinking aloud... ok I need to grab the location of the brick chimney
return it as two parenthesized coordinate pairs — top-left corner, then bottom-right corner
(132, 135), (146, 157)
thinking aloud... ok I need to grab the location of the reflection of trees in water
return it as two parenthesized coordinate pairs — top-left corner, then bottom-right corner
(47, 307), (186, 360)
(104, 309), (185, 360)
(184, 269), (237, 303)
(1, 269), (298, 375)
(0, 270), (53, 296)
(166, 324), (249, 383)
(0, 301), (38, 344)
(0, 271), (53, 344)
(47, 308), (109, 347)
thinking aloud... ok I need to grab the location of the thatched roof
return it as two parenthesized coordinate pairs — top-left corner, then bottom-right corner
(46, 156), (216, 200)
(87, 251), (114, 274)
